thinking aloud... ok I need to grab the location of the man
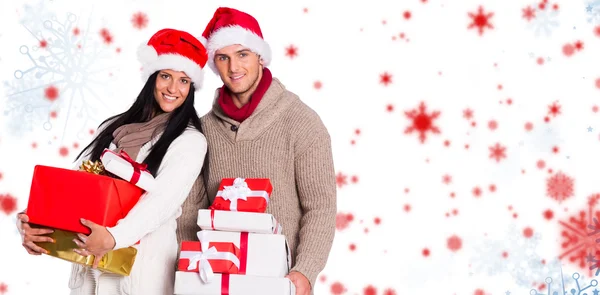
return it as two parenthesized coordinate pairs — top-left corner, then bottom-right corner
(177, 7), (337, 295)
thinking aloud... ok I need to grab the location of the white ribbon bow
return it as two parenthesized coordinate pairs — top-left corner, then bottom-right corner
(217, 178), (269, 211)
(180, 246), (241, 283)
(220, 178), (252, 211)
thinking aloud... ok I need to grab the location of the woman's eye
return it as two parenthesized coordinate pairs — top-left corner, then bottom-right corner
(161, 74), (169, 79)
(181, 79), (188, 84)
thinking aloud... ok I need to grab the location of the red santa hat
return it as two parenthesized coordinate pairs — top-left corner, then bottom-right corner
(200, 7), (272, 74)
(137, 28), (208, 90)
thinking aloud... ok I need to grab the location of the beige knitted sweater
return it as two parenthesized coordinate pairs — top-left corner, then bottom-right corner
(177, 78), (337, 287)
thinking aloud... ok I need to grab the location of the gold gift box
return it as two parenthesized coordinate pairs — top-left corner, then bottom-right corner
(34, 226), (137, 276)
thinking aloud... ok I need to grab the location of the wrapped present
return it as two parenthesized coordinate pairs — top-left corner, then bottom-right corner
(197, 209), (282, 234)
(174, 272), (295, 295)
(196, 230), (290, 278)
(209, 178), (272, 213)
(33, 225), (137, 276)
(26, 165), (143, 234)
(100, 149), (155, 192)
(178, 240), (240, 283)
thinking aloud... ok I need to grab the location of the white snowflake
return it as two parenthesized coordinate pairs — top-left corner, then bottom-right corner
(470, 225), (569, 289)
(19, 1), (56, 33)
(585, 0), (600, 24)
(3, 5), (118, 142)
(526, 5), (560, 37)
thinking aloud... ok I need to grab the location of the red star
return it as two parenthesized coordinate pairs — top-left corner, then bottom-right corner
(522, 6), (536, 21)
(489, 143), (507, 162)
(548, 101), (561, 117)
(285, 45), (298, 58)
(468, 6), (494, 36)
(336, 172), (347, 188)
(131, 12), (148, 30)
(404, 101), (441, 143)
(380, 72), (392, 86)
(463, 108), (474, 120)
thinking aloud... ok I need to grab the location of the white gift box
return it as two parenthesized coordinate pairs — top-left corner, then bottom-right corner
(174, 272), (296, 295)
(196, 230), (291, 278)
(197, 209), (283, 234)
(100, 149), (155, 192)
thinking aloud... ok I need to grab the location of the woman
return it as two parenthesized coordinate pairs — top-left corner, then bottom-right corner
(16, 28), (209, 294)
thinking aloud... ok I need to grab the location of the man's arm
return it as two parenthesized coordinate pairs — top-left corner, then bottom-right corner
(291, 126), (337, 288)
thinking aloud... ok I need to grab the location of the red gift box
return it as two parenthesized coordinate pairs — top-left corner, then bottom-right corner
(26, 165), (144, 234)
(209, 178), (272, 213)
(178, 240), (241, 283)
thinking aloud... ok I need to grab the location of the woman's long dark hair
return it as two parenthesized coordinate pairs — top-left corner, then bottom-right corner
(76, 71), (203, 176)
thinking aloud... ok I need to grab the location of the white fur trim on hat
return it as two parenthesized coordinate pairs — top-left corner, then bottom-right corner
(206, 25), (271, 74)
(137, 44), (205, 91)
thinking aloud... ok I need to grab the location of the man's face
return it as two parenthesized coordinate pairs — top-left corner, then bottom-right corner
(214, 44), (263, 96)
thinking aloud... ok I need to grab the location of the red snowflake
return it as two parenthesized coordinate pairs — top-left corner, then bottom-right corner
(331, 282), (346, 294)
(131, 12), (148, 29)
(380, 72), (392, 86)
(364, 285), (377, 295)
(473, 187), (482, 197)
(544, 209), (554, 220)
(313, 80), (322, 89)
(0, 194), (17, 215)
(59, 146), (69, 157)
(383, 289), (397, 295)
(547, 101), (561, 117)
(489, 143), (507, 162)
(100, 28), (113, 44)
(595, 26), (600, 37)
(596, 78), (600, 89)
(575, 40), (584, 51)
(336, 212), (354, 231)
(422, 248), (430, 256)
(559, 195), (600, 276)
(522, 6), (536, 21)
(563, 44), (575, 57)
(73, 27), (80, 35)
(546, 171), (574, 203)
(336, 172), (347, 188)
(463, 108), (474, 120)
(39, 39), (48, 48)
(442, 174), (452, 184)
(403, 11), (412, 19)
(447, 235), (462, 252)
(0, 283), (6, 294)
(45, 86), (59, 101)
(468, 6), (494, 36)
(488, 120), (498, 130)
(350, 175), (359, 183)
(386, 104), (394, 112)
(404, 102), (441, 143)
(285, 45), (298, 59)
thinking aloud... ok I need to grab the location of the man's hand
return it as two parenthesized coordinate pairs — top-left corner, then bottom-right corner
(285, 271), (311, 295)
(72, 218), (116, 269)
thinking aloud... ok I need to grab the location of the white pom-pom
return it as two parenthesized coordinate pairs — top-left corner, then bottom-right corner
(137, 43), (158, 64)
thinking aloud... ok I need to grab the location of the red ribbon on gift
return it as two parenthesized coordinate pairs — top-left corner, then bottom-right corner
(102, 150), (149, 185)
(211, 209), (216, 230)
(239, 232), (248, 274)
(221, 274), (230, 295)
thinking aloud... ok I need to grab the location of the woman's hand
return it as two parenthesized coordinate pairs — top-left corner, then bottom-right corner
(17, 212), (54, 255)
(73, 218), (116, 268)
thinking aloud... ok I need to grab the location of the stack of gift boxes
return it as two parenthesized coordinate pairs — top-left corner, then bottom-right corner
(24, 149), (154, 275)
(174, 177), (296, 295)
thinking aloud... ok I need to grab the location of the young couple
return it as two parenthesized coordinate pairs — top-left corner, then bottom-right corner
(16, 7), (336, 295)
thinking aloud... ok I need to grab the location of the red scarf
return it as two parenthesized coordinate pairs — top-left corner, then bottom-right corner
(218, 68), (273, 123)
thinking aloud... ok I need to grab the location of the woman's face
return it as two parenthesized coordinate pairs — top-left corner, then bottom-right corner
(154, 69), (192, 113)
